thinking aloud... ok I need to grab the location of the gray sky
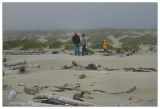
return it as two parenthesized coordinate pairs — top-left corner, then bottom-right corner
(3, 3), (157, 30)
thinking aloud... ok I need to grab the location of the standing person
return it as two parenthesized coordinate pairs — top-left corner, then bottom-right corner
(81, 33), (88, 55)
(102, 39), (109, 53)
(72, 33), (80, 56)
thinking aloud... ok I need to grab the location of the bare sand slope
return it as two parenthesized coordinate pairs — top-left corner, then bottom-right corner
(3, 53), (157, 106)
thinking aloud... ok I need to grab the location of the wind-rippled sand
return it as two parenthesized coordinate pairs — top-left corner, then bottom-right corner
(3, 53), (157, 106)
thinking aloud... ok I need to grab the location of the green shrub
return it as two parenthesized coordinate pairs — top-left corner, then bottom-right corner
(3, 43), (12, 50)
(64, 43), (73, 50)
(119, 33), (157, 52)
(120, 44), (140, 52)
(49, 40), (63, 49)
(3, 40), (23, 50)
(22, 39), (45, 50)
(141, 33), (157, 45)
(90, 42), (101, 49)
(119, 34), (157, 46)
(3, 39), (46, 50)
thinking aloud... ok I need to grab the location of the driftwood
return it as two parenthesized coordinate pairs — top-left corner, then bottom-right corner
(27, 64), (40, 68)
(10, 65), (27, 70)
(123, 67), (157, 72)
(7, 101), (62, 106)
(20, 85), (49, 95)
(33, 93), (96, 106)
(8, 61), (27, 67)
(105, 68), (120, 71)
(118, 48), (135, 56)
(24, 86), (40, 95)
(10, 64), (40, 70)
(62, 65), (73, 69)
(53, 83), (75, 92)
(61, 62), (157, 73)
(93, 86), (137, 95)
(138, 67), (157, 72)
(106, 86), (137, 94)
(52, 83), (82, 92)
(73, 91), (92, 101)
(93, 90), (106, 93)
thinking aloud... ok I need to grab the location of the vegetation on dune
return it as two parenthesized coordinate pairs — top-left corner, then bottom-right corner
(64, 43), (73, 50)
(140, 33), (157, 45)
(3, 40), (23, 50)
(48, 40), (63, 49)
(113, 31), (126, 38)
(119, 33), (157, 52)
(3, 29), (157, 52)
(3, 39), (46, 50)
(90, 42), (101, 49)
(120, 43), (140, 52)
(64, 40), (74, 50)
(22, 39), (46, 50)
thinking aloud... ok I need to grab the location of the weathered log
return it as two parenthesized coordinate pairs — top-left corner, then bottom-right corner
(24, 86), (40, 95)
(139, 67), (157, 72)
(93, 86), (136, 95)
(107, 86), (137, 94)
(27, 64), (40, 68)
(10, 65), (27, 70)
(53, 83), (74, 92)
(7, 101), (62, 106)
(73, 93), (84, 101)
(53, 83), (83, 92)
(33, 93), (96, 106)
(105, 68), (120, 71)
(62, 65), (73, 69)
(123, 67), (157, 72)
(9, 61), (27, 67)
(41, 99), (66, 105)
(10, 64), (40, 70)
(118, 48), (135, 56)
(93, 90), (106, 93)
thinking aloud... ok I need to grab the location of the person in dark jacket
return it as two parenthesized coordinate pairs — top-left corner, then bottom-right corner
(72, 33), (80, 56)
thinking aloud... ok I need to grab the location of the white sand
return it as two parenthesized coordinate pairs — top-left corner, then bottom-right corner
(3, 53), (157, 106)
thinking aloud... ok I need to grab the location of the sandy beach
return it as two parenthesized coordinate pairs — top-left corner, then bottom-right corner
(3, 2), (157, 107)
(3, 53), (157, 106)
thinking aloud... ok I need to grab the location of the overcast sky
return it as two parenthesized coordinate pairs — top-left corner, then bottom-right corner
(3, 3), (157, 30)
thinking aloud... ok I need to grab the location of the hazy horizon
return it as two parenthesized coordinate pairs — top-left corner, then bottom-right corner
(3, 3), (157, 30)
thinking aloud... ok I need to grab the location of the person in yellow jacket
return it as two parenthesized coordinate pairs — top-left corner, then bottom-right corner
(102, 39), (109, 52)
